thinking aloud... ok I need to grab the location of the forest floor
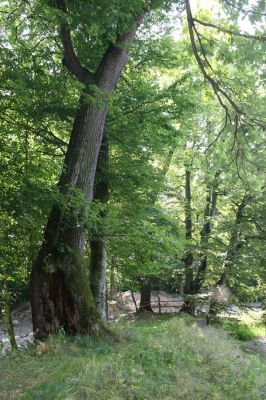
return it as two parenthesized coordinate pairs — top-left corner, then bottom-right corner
(0, 314), (266, 400)
(1, 292), (266, 359)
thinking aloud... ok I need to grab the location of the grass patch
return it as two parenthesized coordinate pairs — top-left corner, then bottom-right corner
(223, 309), (266, 341)
(0, 315), (266, 400)
(224, 320), (266, 341)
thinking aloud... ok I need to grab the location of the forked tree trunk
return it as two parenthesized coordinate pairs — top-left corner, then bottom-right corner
(30, 11), (145, 338)
(30, 99), (108, 338)
(90, 133), (109, 319)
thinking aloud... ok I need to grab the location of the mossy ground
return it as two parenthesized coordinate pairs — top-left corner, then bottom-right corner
(1, 314), (266, 400)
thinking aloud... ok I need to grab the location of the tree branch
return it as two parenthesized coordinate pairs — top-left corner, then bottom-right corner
(193, 18), (266, 42)
(55, 0), (95, 85)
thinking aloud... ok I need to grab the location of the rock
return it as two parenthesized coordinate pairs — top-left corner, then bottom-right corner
(227, 304), (242, 313)
(2, 337), (10, 345)
(195, 305), (209, 315)
(246, 302), (262, 309)
(12, 320), (19, 326)
(25, 333), (34, 343)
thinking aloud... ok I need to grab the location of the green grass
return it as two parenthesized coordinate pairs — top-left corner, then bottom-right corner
(223, 308), (266, 341)
(224, 320), (266, 341)
(0, 315), (266, 400)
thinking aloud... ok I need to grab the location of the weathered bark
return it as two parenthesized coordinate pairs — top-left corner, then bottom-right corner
(90, 133), (109, 320)
(2, 277), (17, 349)
(30, 3), (145, 338)
(139, 281), (153, 312)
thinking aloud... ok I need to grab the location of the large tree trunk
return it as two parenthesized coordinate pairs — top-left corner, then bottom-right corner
(90, 133), (109, 320)
(30, 99), (107, 338)
(30, 10), (145, 338)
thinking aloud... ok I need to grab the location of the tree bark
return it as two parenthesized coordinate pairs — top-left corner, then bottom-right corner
(30, 6), (145, 338)
(181, 167), (195, 314)
(139, 281), (153, 312)
(90, 133), (109, 320)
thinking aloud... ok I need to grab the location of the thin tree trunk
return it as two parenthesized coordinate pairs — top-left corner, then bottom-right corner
(2, 277), (17, 349)
(131, 289), (138, 312)
(182, 171), (219, 314)
(181, 167), (194, 314)
(90, 133), (109, 320)
(207, 195), (250, 323)
(109, 257), (116, 299)
(138, 147), (175, 302)
(183, 167), (194, 293)
(30, 8), (145, 338)
(191, 171), (220, 293)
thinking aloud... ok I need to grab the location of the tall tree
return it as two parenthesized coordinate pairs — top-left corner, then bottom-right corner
(30, 0), (149, 338)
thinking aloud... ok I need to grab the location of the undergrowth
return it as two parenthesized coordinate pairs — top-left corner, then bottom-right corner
(224, 320), (266, 341)
(0, 315), (265, 400)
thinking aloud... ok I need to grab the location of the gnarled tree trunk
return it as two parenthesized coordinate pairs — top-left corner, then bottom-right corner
(30, 2), (145, 338)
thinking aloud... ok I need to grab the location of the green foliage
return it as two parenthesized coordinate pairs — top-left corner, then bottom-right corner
(0, 0), (265, 309)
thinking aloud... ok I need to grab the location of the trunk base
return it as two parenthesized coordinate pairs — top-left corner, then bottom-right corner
(31, 250), (101, 340)
(180, 298), (195, 315)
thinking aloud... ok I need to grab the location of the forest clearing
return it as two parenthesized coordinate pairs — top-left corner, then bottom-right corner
(0, 0), (265, 398)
